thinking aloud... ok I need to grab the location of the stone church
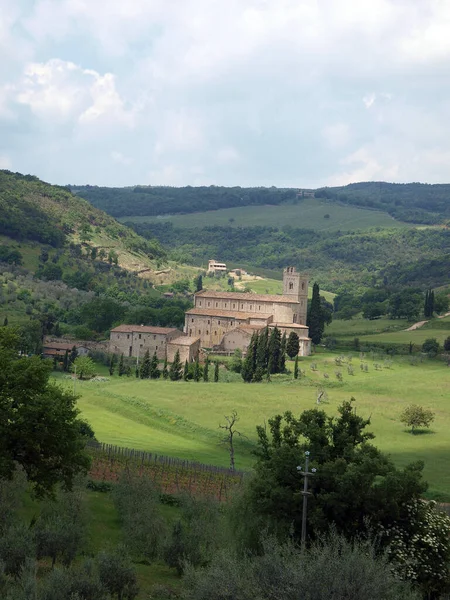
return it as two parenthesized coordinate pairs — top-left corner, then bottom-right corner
(184, 267), (311, 356)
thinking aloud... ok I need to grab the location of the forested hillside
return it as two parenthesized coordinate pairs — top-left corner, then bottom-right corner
(73, 181), (450, 225)
(127, 222), (450, 293)
(0, 171), (194, 345)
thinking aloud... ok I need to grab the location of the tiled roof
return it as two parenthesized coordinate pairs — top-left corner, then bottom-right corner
(168, 336), (201, 346)
(272, 323), (309, 329)
(43, 342), (87, 351)
(195, 290), (299, 303)
(186, 308), (268, 319)
(110, 325), (180, 335)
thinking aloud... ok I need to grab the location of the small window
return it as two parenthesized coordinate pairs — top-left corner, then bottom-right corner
(206, 330), (209, 335)
(225, 303), (227, 308)
(215, 331), (217, 335)
(218, 320), (220, 325)
(208, 302), (210, 307)
(208, 320), (210, 324)
(139, 334), (142, 339)
(127, 334), (130, 340)
(216, 302), (218, 307)
(156, 346), (158, 350)
(250, 305), (252, 310)
(153, 335), (156, 340)
(302, 282), (305, 290)
(289, 282), (294, 290)
(192, 318), (194, 322)
(189, 329), (192, 336)
(140, 343), (143, 347)
(233, 303), (235, 309)
(199, 329), (201, 334)
(241, 304), (244, 309)
(259, 305), (261, 310)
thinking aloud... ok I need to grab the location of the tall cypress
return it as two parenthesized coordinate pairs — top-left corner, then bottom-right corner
(241, 333), (258, 382)
(279, 332), (287, 373)
(424, 290), (429, 317)
(169, 350), (182, 381)
(203, 358), (209, 382)
(140, 349), (151, 379)
(256, 327), (269, 371)
(150, 351), (160, 379)
(108, 353), (116, 376)
(294, 355), (299, 379)
(118, 353), (125, 376)
(193, 357), (200, 382)
(183, 360), (189, 381)
(430, 290), (435, 316)
(214, 361), (219, 382)
(63, 349), (69, 372)
(162, 358), (169, 379)
(268, 327), (281, 374)
(307, 282), (325, 345)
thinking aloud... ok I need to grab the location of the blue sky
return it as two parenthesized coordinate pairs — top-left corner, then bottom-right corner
(1, 0), (450, 187)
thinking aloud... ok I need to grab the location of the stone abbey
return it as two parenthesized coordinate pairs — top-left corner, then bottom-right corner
(184, 267), (311, 356)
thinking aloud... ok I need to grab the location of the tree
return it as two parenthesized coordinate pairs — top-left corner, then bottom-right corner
(219, 411), (246, 472)
(400, 404), (435, 434)
(214, 361), (219, 382)
(241, 333), (258, 382)
(118, 354), (125, 377)
(279, 332), (286, 372)
(422, 338), (440, 356)
(169, 351), (182, 381)
(307, 282), (325, 345)
(3, 317), (8, 327)
(286, 331), (300, 359)
(140, 350), (151, 379)
(246, 400), (427, 552)
(229, 348), (242, 373)
(444, 336), (450, 352)
(97, 547), (139, 600)
(203, 358), (209, 382)
(109, 354), (117, 376)
(193, 357), (200, 382)
(150, 351), (159, 379)
(0, 328), (91, 497)
(72, 356), (96, 380)
(63, 349), (70, 372)
(195, 275), (203, 292)
(162, 358), (169, 379)
(183, 360), (189, 381)
(294, 355), (299, 379)
(434, 292), (449, 315)
(69, 345), (78, 366)
(267, 328), (281, 374)
(256, 327), (269, 372)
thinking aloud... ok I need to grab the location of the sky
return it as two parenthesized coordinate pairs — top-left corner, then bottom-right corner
(1, 0), (450, 188)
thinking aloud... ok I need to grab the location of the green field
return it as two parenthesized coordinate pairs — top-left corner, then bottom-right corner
(59, 352), (450, 500)
(326, 315), (450, 346)
(119, 198), (408, 232)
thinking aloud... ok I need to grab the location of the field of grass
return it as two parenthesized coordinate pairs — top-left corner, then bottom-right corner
(57, 352), (450, 500)
(119, 198), (409, 232)
(325, 317), (411, 338)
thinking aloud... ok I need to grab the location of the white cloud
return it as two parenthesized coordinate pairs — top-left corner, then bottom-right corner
(0, 154), (12, 169)
(3, 0), (450, 186)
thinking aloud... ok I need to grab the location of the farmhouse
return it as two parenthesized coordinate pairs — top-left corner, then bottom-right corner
(185, 266), (311, 356)
(109, 325), (200, 362)
(207, 259), (227, 273)
(42, 341), (90, 358)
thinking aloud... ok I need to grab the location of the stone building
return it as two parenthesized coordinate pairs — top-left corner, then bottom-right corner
(207, 259), (227, 273)
(184, 267), (311, 356)
(166, 336), (201, 364)
(109, 325), (200, 362)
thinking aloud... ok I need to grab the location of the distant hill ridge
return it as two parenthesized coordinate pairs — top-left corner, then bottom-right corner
(72, 181), (450, 225)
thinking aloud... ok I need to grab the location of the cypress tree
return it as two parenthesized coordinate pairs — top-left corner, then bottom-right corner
(169, 350), (182, 381)
(126, 366), (132, 377)
(286, 332), (300, 359)
(241, 333), (258, 382)
(307, 282), (325, 345)
(150, 351), (160, 379)
(424, 290), (429, 317)
(162, 358), (169, 379)
(196, 275), (203, 292)
(140, 349), (151, 379)
(63, 349), (69, 372)
(203, 358), (209, 382)
(118, 353), (125, 376)
(268, 327), (281, 374)
(256, 327), (269, 372)
(430, 290), (435, 316)
(108, 353), (116, 376)
(3, 316), (8, 326)
(183, 360), (189, 381)
(214, 361), (219, 382)
(53, 356), (58, 370)
(69, 345), (78, 366)
(279, 332), (287, 372)
(294, 355), (299, 379)
(193, 357), (200, 382)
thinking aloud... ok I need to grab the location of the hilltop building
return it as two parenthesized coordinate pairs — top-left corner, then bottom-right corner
(207, 259), (227, 274)
(184, 267), (311, 356)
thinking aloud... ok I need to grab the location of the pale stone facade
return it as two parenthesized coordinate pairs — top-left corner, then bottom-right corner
(110, 325), (183, 360)
(207, 259), (227, 273)
(166, 336), (201, 364)
(185, 267), (311, 356)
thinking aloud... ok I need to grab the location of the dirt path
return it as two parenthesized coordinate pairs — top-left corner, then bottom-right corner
(405, 320), (428, 331)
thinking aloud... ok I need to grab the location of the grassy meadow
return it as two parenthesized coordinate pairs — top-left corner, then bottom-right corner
(57, 351), (450, 500)
(119, 198), (408, 232)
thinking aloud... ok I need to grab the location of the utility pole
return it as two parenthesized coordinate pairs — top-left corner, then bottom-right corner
(297, 451), (317, 551)
(73, 364), (77, 395)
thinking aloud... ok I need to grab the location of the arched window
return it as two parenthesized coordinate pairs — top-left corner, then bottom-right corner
(301, 282), (305, 290)
(289, 282), (294, 290)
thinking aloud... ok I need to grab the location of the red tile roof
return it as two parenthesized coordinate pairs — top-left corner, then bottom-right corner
(110, 325), (180, 335)
(186, 308), (266, 319)
(195, 290), (299, 303)
(168, 336), (201, 346)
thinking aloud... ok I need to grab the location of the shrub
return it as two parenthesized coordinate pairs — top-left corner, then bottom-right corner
(400, 404), (435, 434)
(421, 338), (440, 356)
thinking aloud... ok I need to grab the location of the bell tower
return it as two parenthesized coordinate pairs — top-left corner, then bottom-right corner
(283, 266), (308, 325)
